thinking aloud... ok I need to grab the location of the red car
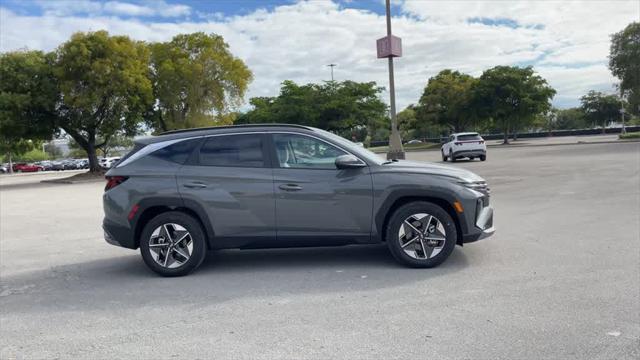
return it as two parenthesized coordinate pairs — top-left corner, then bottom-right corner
(12, 163), (44, 172)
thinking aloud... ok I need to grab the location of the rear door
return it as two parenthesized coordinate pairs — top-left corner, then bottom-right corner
(270, 133), (374, 244)
(177, 133), (276, 247)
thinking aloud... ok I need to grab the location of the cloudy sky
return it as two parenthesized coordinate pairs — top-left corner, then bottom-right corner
(1, 0), (638, 110)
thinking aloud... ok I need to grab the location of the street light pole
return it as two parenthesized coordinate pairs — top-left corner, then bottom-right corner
(619, 85), (627, 134)
(327, 63), (336, 82)
(383, 0), (404, 160)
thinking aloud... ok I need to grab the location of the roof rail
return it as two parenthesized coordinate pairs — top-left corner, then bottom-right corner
(159, 123), (312, 136)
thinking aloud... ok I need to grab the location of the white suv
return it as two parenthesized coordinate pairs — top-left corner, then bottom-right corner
(100, 157), (121, 169)
(441, 132), (487, 162)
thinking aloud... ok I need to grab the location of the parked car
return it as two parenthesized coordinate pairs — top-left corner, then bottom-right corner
(0, 164), (8, 173)
(103, 124), (494, 276)
(441, 132), (487, 162)
(76, 159), (90, 169)
(12, 163), (44, 172)
(406, 139), (423, 145)
(100, 157), (121, 169)
(50, 160), (66, 171)
(37, 161), (54, 171)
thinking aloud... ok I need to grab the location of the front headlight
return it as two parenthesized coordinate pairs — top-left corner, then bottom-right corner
(458, 180), (491, 196)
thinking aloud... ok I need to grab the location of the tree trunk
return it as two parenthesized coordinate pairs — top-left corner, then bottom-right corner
(87, 143), (100, 173)
(62, 126), (102, 173)
(503, 125), (510, 145)
(7, 153), (13, 174)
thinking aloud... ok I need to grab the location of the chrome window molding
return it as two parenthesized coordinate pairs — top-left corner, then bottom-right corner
(117, 130), (367, 169)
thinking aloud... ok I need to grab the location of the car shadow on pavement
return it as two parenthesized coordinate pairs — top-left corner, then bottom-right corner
(1, 244), (469, 314)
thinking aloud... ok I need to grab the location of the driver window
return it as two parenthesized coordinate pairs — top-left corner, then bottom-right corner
(273, 134), (346, 169)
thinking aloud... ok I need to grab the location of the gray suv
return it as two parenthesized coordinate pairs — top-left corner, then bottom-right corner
(103, 124), (494, 276)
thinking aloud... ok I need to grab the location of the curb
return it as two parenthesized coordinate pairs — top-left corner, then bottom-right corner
(486, 139), (640, 149)
(41, 178), (104, 184)
(371, 139), (640, 154)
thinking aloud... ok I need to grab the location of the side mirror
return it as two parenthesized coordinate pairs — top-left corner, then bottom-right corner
(335, 154), (366, 169)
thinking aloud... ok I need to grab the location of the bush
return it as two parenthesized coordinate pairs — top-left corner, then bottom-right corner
(15, 149), (50, 162)
(619, 132), (640, 139)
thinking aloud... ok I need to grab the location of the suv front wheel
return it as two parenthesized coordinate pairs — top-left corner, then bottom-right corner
(386, 201), (457, 268)
(139, 211), (207, 277)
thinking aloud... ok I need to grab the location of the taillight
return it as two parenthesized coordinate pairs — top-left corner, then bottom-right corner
(105, 176), (128, 191)
(455, 142), (462, 146)
(479, 140), (485, 144)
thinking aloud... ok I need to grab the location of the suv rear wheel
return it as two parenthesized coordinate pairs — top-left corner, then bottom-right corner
(386, 201), (457, 268)
(139, 211), (207, 277)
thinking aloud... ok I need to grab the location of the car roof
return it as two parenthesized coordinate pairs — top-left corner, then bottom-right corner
(453, 132), (480, 136)
(136, 124), (317, 145)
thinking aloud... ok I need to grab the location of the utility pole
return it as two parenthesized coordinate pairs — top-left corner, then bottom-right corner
(327, 63), (336, 82)
(619, 85), (627, 134)
(377, 0), (405, 159)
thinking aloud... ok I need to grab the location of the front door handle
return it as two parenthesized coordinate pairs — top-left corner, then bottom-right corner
(279, 184), (303, 191)
(184, 182), (207, 189)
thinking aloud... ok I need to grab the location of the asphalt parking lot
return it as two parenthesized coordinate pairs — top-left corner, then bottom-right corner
(1, 142), (639, 359)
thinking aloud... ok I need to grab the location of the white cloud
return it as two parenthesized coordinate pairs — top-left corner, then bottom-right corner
(1, 0), (638, 109)
(35, 0), (191, 18)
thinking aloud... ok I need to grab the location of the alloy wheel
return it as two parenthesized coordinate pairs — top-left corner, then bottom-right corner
(398, 213), (447, 260)
(148, 223), (193, 269)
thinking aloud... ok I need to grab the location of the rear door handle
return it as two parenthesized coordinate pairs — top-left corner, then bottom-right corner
(184, 182), (207, 189)
(279, 184), (303, 191)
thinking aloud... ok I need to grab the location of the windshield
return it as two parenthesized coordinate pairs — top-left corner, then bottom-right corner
(314, 128), (385, 165)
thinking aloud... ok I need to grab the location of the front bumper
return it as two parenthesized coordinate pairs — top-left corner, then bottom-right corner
(462, 203), (494, 243)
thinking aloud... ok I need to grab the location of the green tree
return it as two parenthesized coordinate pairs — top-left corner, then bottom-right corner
(417, 70), (478, 133)
(580, 91), (620, 132)
(396, 106), (418, 140)
(0, 51), (57, 171)
(554, 107), (587, 130)
(53, 31), (153, 172)
(238, 80), (387, 140)
(149, 32), (253, 132)
(609, 22), (640, 115)
(474, 66), (556, 144)
(98, 133), (134, 157)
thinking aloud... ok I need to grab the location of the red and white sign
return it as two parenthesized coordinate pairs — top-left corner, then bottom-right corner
(376, 35), (402, 58)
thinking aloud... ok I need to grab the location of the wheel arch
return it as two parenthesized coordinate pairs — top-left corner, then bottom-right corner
(133, 198), (215, 249)
(377, 194), (465, 246)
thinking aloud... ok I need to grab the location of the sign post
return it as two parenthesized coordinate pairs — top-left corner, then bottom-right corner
(377, 0), (404, 160)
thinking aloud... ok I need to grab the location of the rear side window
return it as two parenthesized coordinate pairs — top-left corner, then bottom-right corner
(198, 134), (265, 167)
(151, 138), (201, 164)
(457, 134), (481, 141)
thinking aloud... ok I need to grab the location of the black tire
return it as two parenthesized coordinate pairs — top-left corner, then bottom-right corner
(386, 201), (457, 268)
(449, 150), (456, 162)
(441, 150), (447, 162)
(139, 211), (207, 277)
(480, 155), (486, 161)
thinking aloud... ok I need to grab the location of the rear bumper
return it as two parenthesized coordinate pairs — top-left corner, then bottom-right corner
(103, 219), (136, 249)
(452, 149), (486, 158)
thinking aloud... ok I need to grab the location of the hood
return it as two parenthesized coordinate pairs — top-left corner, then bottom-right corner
(379, 160), (485, 183)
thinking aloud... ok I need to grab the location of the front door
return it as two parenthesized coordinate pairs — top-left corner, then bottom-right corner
(270, 133), (373, 244)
